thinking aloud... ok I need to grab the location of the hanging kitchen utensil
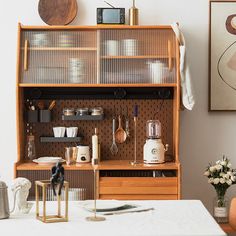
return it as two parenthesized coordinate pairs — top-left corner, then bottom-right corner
(48, 100), (56, 110)
(125, 106), (130, 138)
(131, 105), (139, 165)
(110, 118), (118, 155)
(38, 0), (78, 25)
(115, 115), (127, 144)
(37, 101), (45, 110)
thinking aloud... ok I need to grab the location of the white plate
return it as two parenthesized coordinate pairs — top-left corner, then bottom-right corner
(33, 157), (65, 165)
(82, 200), (127, 212)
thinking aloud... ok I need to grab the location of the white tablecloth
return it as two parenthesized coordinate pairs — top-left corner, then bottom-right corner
(3, 200), (225, 236)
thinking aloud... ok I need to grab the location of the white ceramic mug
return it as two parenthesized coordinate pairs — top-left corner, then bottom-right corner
(105, 40), (119, 56)
(66, 127), (78, 137)
(53, 127), (66, 137)
(147, 60), (166, 83)
(122, 39), (138, 56)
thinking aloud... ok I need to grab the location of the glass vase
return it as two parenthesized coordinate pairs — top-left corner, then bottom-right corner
(213, 194), (228, 223)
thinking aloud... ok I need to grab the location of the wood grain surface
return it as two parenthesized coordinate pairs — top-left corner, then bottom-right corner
(38, 0), (78, 25)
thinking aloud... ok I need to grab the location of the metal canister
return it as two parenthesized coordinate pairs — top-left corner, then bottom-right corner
(129, 0), (139, 25)
(0, 181), (9, 219)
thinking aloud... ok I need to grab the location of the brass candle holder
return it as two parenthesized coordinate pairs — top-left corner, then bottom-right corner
(35, 180), (69, 223)
(130, 105), (141, 165)
(86, 161), (105, 222)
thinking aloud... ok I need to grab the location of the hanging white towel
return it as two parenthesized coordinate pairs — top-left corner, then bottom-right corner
(171, 22), (195, 110)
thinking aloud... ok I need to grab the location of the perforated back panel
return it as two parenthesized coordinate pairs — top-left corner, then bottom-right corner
(25, 99), (173, 161)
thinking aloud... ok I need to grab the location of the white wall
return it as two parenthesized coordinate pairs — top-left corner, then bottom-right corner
(0, 0), (236, 211)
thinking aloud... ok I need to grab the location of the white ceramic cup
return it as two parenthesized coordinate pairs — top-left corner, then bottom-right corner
(53, 127), (66, 137)
(147, 60), (166, 83)
(66, 127), (78, 137)
(122, 39), (138, 56)
(105, 40), (119, 56)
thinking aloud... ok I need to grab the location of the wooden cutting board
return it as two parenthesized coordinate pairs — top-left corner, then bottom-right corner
(38, 0), (78, 25)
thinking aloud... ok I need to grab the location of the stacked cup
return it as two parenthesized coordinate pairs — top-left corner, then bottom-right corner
(122, 39), (138, 56)
(69, 58), (85, 83)
(147, 60), (169, 83)
(53, 127), (78, 137)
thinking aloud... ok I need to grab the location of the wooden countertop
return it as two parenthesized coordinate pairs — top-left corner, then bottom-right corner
(16, 160), (180, 171)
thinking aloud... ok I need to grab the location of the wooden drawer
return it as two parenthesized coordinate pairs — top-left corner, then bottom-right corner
(99, 177), (178, 196)
(99, 194), (178, 200)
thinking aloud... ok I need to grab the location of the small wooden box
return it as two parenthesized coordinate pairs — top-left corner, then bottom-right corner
(35, 180), (69, 223)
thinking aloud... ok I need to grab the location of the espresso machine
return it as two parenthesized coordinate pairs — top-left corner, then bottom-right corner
(143, 120), (168, 164)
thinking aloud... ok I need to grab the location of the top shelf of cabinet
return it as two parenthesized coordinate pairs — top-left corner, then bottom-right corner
(20, 25), (173, 30)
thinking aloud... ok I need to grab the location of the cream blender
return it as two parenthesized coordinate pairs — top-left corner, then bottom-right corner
(143, 120), (168, 164)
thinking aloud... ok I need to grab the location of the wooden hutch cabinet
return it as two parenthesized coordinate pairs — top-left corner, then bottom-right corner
(15, 23), (180, 200)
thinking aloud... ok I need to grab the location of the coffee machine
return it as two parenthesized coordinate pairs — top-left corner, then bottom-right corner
(143, 120), (168, 164)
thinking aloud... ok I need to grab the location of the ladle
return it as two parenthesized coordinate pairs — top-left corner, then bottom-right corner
(115, 115), (127, 144)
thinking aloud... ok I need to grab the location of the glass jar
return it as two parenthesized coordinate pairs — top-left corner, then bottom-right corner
(26, 135), (36, 161)
(76, 107), (89, 116)
(90, 107), (103, 116)
(146, 120), (161, 139)
(65, 147), (77, 165)
(213, 194), (229, 223)
(63, 108), (75, 116)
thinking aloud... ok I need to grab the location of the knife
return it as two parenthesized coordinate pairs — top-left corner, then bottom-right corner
(103, 207), (154, 216)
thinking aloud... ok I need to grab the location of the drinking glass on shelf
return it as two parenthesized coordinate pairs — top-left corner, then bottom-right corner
(65, 147), (77, 165)
(26, 135), (36, 161)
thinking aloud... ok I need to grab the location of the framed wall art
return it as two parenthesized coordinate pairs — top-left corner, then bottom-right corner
(209, 0), (236, 110)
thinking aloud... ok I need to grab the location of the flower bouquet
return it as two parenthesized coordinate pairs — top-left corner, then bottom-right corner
(204, 156), (236, 223)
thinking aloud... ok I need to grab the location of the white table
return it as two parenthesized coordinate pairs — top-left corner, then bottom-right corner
(2, 200), (225, 236)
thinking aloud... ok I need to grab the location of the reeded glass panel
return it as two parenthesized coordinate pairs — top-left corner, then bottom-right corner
(20, 28), (176, 85)
(20, 30), (97, 84)
(100, 29), (176, 84)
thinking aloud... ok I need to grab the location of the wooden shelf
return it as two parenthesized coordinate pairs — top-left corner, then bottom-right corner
(16, 160), (179, 171)
(21, 25), (173, 30)
(19, 83), (177, 88)
(21, 47), (97, 51)
(16, 162), (93, 170)
(101, 55), (171, 59)
(62, 114), (104, 121)
(40, 137), (83, 143)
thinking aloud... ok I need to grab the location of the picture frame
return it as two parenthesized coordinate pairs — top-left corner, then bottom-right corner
(209, 0), (236, 111)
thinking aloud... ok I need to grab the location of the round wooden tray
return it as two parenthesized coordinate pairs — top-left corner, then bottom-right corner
(38, 0), (78, 25)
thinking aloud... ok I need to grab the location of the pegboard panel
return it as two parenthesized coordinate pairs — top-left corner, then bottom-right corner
(24, 99), (173, 162)
(17, 170), (94, 200)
